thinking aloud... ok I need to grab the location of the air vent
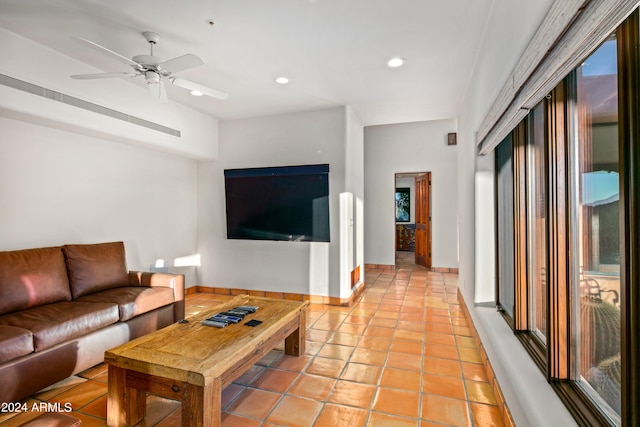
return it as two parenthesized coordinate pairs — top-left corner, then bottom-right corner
(0, 74), (181, 137)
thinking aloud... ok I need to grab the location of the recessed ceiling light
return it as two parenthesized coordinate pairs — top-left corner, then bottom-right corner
(387, 57), (405, 68)
(275, 76), (290, 84)
(190, 90), (204, 96)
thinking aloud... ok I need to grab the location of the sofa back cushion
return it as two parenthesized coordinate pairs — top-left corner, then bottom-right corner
(63, 242), (129, 299)
(0, 247), (72, 315)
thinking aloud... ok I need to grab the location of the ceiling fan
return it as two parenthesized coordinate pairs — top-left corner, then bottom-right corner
(71, 31), (228, 102)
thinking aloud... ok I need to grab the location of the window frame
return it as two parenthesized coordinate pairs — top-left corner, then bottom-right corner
(616, 10), (639, 427)
(525, 101), (549, 346)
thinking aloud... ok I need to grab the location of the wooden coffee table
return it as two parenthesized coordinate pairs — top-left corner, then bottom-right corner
(105, 295), (308, 427)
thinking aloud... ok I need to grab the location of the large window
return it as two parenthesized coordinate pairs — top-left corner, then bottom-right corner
(494, 12), (639, 426)
(572, 36), (621, 424)
(528, 102), (547, 343)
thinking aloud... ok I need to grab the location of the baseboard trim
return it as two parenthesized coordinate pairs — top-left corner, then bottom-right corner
(365, 263), (395, 271)
(431, 266), (459, 273)
(186, 281), (368, 307)
(364, 264), (459, 274)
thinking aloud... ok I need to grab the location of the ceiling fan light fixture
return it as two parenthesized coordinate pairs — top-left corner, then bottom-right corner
(145, 71), (161, 84)
(275, 76), (289, 84)
(387, 57), (405, 68)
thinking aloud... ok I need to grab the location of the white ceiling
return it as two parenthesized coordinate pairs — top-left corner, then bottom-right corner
(0, 0), (494, 126)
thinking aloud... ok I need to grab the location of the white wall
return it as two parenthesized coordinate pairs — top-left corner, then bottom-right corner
(197, 107), (363, 298)
(345, 106), (365, 199)
(457, 0), (576, 425)
(363, 119), (458, 268)
(0, 116), (199, 283)
(457, 0), (556, 297)
(474, 171), (495, 303)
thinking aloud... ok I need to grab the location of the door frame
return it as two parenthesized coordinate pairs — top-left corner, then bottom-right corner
(394, 172), (432, 268)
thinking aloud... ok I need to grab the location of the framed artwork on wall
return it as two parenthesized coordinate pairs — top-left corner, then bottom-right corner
(395, 187), (410, 222)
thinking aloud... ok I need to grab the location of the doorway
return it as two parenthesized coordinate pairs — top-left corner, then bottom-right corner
(395, 172), (432, 269)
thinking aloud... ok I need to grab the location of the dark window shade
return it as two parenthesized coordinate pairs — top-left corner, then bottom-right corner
(496, 134), (515, 319)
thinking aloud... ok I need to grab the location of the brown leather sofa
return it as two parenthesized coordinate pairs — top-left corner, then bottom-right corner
(0, 241), (185, 402)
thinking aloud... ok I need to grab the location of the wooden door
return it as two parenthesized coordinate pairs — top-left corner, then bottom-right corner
(414, 173), (432, 268)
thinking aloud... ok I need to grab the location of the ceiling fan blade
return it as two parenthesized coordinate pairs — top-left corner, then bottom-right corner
(75, 37), (142, 70)
(148, 80), (168, 102)
(71, 72), (137, 80)
(158, 54), (204, 74)
(170, 77), (228, 100)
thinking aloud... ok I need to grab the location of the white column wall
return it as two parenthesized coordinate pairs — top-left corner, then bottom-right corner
(197, 107), (360, 298)
(345, 106), (365, 295)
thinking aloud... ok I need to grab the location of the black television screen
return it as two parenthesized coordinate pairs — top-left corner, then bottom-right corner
(224, 164), (330, 242)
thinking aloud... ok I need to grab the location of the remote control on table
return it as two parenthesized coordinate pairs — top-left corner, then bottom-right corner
(236, 306), (259, 313)
(210, 314), (242, 324)
(202, 319), (228, 328)
(220, 310), (247, 318)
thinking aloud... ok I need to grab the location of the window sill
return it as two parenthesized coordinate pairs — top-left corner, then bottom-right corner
(470, 305), (577, 426)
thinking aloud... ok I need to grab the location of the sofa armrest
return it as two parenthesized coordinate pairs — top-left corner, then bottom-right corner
(128, 271), (185, 320)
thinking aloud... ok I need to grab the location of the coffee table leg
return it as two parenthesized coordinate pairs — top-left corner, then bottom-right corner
(107, 365), (145, 427)
(182, 378), (221, 427)
(284, 308), (306, 356)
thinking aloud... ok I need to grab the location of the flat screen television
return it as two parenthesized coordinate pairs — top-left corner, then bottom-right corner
(224, 164), (330, 242)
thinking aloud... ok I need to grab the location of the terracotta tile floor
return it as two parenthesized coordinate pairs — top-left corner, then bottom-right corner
(0, 252), (504, 427)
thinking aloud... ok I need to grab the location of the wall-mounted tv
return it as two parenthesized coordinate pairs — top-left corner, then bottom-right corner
(224, 164), (330, 242)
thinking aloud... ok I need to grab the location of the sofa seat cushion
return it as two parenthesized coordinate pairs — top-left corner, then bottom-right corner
(63, 242), (129, 299)
(75, 286), (175, 322)
(0, 325), (34, 363)
(0, 301), (119, 351)
(0, 247), (71, 315)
